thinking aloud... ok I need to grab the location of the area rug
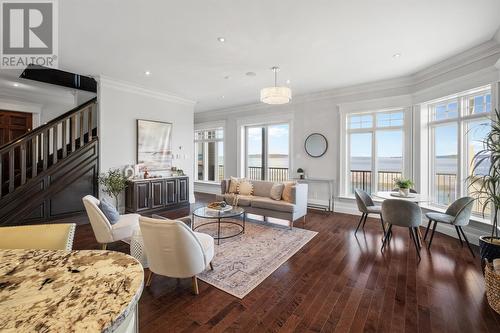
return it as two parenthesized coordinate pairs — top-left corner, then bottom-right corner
(194, 218), (317, 298)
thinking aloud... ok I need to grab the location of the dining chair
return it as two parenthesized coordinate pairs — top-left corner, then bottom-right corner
(139, 216), (215, 295)
(0, 223), (76, 250)
(354, 189), (385, 235)
(82, 195), (140, 249)
(424, 197), (475, 257)
(381, 199), (422, 260)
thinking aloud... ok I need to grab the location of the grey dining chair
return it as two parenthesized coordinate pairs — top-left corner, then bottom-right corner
(354, 189), (385, 235)
(381, 199), (422, 260)
(424, 197), (475, 257)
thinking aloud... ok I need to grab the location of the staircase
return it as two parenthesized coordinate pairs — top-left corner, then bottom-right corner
(0, 98), (99, 226)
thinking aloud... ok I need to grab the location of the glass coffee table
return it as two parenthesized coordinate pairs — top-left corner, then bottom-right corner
(192, 206), (245, 245)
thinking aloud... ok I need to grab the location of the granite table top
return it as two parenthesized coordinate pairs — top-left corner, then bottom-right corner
(0, 249), (144, 333)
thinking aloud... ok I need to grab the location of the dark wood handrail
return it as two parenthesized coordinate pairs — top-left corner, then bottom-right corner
(0, 97), (97, 153)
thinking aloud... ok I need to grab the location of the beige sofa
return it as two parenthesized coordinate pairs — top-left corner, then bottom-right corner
(216, 179), (308, 229)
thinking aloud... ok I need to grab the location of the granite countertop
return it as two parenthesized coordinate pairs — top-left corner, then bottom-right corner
(0, 249), (144, 333)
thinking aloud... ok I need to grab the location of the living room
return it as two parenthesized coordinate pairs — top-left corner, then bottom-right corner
(1, 1), (500, 332)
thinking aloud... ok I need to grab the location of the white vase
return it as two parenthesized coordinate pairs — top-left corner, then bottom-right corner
(399, 188), (409, 197)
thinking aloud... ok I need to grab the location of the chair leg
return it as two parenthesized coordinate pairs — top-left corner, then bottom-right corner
(423, 219), (432, 240)
(380, 215), (386, 235)
(414, 227), (422, 249)
(209, 262), (214, 271)
(427, 221), (438, 250)
(303, 216), (306, 225)
(381, 224), (392, 252)
(355, 213), (365, 235)
(455, 226), (463, 247)
(362, 214), (368, 229)
(101, 243), (107, 250)
(410, 228), (421, 261)
(192, 276), (199, 295)
(145, 271), (153, 287)
(459, 227), (475, 258)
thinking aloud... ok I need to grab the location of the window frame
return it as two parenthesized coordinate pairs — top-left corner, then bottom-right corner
(194, 126), (225, 183)
(427, 85), (492, 215)
(343, 108), (411, 196)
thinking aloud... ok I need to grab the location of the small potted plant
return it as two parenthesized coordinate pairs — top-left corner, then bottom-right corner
(467, 108), (500, 264)
(297, 168), (305, 179)
(394, 178), (414, 197)
(99, 168), (128, 210)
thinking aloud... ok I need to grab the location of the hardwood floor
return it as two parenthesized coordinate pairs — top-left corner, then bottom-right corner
(69, 193), (500, 332)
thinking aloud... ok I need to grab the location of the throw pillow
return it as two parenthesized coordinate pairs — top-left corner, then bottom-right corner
(238, 180), (254, 196)
(99, 199), (120, 225)
(270, 183), (285, 200)
(282, 181), (296, 203)
(228, 176), (241, 194)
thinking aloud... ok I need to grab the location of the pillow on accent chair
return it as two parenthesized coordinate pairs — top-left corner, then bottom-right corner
(270, 183), (285, 200)
(238, 180), (254, 196)
(99, 199), (120, 225)
(281, 181), (297, 203)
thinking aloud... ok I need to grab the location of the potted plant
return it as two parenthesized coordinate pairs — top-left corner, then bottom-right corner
(99, 169), (128, 210)
(467, 108), (500, 263)
(394, 178), (414, 197)
(297, 168), (305, 179)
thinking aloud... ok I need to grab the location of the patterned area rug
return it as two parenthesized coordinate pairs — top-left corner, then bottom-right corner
(195, 218), (317, 299)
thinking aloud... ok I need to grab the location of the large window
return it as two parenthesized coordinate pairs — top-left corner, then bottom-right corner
(194, 128), (224, 182)
(428, 86), (491, 217)
(245, 123), (289, 182)
(347, 109), (407, 195)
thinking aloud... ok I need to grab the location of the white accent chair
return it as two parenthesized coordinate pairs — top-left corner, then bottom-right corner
(82, 195), (140, 250)
(139, 216), (215, 295)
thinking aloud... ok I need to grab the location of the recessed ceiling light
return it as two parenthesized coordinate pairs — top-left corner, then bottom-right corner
(13, 83), (19, 87)
(144, 71), (152, 76)
(224, 75), (230, 80)
(246, 72), (256, 77)
(392, 53), (401, 59)
(217, 37), (225, 43)
(221, 95), (225, 99)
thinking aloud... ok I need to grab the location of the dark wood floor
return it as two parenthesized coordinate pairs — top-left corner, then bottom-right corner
(69, 193), (500, 332)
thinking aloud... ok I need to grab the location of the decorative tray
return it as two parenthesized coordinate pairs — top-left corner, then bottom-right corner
(206, 204), (233, 212)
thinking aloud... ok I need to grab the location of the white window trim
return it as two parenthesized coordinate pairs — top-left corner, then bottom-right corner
(194, 121), (226, 184)
(339, 105), (412, 197)
(426, 85), (493, 215)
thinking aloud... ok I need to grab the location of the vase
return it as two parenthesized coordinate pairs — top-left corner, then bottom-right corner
(399, 188), (409, 197)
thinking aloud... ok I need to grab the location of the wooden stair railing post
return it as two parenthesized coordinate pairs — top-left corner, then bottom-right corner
(79, 110), (84, 147)
(20, 142), (26, 186)
(71, 114), (76, 152)
(31, 137), (37, 178)
(87, 105), (93, 142)
(43, 129), (49, 170)
(8, 149), (14, 193)
(52, 124), (58, 165)
(62, 119), (67, 158)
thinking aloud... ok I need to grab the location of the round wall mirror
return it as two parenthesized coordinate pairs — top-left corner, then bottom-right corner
(305, 133), (328, 158)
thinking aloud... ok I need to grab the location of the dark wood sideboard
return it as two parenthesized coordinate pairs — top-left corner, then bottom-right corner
(125, 176), (189, 214)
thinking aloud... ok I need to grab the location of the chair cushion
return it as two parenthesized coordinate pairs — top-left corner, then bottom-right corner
(251, 197), (295, 213)
(366, 205), (382, 214)
(194, 231), (215, 264)
(99, 199), (120, 224)
(425, 212), (454, 224)
(111, 213), (140, 241)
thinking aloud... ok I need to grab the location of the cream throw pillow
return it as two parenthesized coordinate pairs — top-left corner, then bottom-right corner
(228, 177), (241, 194)
(238, 180), (254, 196)
(282, 181), (296, 203)
(270, 183), (285, 200)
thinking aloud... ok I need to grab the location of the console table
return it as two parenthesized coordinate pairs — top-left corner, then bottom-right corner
(291, 177), (335, 212)
(125, 176), (189, 214)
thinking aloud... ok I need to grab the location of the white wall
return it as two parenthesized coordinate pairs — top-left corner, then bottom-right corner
(195, 39), (500, 244)
(98, 77), (196, 208)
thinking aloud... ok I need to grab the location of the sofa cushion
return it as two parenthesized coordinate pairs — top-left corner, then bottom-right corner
(251, 197), (295, 213)
(282, 181), (297, 203)
(238, 180), (254, 195)
(228, 177), (242, 194)
(251, 180), (275, 198)
(222, 193), (253, 207)
(270, 183), (285, 200)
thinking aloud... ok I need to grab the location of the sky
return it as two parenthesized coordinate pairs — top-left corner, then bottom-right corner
(247, 123), (289, 155)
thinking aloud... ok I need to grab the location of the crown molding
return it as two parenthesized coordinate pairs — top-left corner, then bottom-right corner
(196, 38), (500, 118)
(98, 75), (196, 106)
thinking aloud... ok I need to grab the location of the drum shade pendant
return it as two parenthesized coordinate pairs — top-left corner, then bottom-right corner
(260, 66), (292, 105)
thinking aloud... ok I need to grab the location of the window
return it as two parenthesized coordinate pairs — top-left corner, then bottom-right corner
(245, 123), (289, 182)
(194, 128), (224, 182)
(346, 109), (407, 195)
(427, 86), (491, 217)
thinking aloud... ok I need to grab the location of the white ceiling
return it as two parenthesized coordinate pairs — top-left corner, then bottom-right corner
(3, 0), (500, 112)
